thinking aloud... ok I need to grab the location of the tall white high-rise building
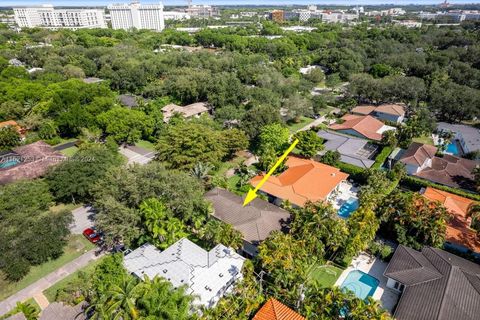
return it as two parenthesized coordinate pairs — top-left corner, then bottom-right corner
(13, 5), (106, 29)
(108, 1), (165, 31)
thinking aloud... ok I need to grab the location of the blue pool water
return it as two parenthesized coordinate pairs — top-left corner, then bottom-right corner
(341, 270), (379, 300)
(337, 197), (359, 218)
(0, 159), (20, 169)
(445, 142), (460, 155)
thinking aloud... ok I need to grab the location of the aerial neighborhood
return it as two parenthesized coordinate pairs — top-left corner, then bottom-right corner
(1, 1), (480, 320)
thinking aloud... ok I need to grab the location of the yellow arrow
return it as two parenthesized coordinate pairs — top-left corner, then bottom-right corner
(243, 139), (299, 206)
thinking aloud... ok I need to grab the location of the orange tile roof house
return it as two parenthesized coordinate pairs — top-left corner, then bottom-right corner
(253, 298), (305, 320)
(329, 115), (395, 141)
(0, 120), (25, 136)
(422, 187), (480, 253)
(250, 156), (349, 207)
(351, 104), (406, 123)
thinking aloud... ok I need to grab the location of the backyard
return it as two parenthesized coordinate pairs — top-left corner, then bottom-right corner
(0, 235), (95, 301)
(412, 134), (434, 145)
(307, 263), (344, 288)
(287, 116), (315, 133)
(135, 139), (156, 151)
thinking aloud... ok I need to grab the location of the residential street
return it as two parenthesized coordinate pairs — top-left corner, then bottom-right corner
(119, 145), (155, 165)
(0, 250), (102, 316)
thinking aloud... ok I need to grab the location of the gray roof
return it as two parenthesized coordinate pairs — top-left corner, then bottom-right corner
(39, 302), (86, 320)
(384, 245), (480, 320)
(437, 122), (480, 153)
(118, 94), (140, 107)
(5, 314), (27, 320)
(317, 130), (375, 169)
(124, 238), (245, 308)
(204, 187), (290, 244)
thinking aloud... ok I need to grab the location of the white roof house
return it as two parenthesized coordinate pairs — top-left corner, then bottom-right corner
(161, 102), (209, 123)
(124, 238), (245, 308)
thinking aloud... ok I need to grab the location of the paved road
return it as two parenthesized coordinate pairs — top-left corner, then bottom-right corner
(69, 205), (95, 234)
(0, 250), (101, 316)
(119, 146), (155, 165)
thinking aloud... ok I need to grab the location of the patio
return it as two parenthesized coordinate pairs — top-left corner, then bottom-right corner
(329, 181), (359, 212)
(334, 252), (399, 314)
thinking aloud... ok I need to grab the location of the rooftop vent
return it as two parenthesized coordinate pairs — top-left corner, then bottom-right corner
(219, 273), (224, 277)
(163, 269), (167, 273)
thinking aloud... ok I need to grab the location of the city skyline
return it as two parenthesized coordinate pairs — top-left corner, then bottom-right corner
(4, 0), (480, 7)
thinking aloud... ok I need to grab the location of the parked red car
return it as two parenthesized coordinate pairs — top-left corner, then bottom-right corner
(83, 228), (102, 244)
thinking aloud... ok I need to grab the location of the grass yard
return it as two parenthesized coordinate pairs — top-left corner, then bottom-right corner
(0, 235), (95, 301)
(307, 264), (344, 288)
(60, 146), (79, 157)
(135, 139), (156, 151)
(43, 257), (104, 303)
(287, 116), (315, 133)
(413, 134), (434, 146)
(214, 156), (247, 179)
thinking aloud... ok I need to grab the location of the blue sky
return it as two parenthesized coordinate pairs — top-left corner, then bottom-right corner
(2, 0), (480, 6)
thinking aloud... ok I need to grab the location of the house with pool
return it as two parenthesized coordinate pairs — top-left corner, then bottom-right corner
(383, 245), (480, 320)
(436, 122), (480, 156)
(0, 141), (65, 184)
(421, 187), (480, 257)
(249, 156), (359, 218)
(395, 142), (478, 191)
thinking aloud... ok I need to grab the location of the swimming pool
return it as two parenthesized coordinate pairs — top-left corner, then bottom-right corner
(0, 159), (20, 169)
(445, 142), (460, 155)
(337, 197), (359, 218)
(340, 270), (379, 300)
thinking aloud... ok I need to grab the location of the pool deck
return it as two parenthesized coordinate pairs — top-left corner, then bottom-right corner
(330, 181), (359, 212)
(334, 252), (399, 314)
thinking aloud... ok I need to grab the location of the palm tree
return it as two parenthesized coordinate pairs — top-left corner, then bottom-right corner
(13, 301), (39, 320)
(467, 203), (480, 236)
(104, 275), (144, 320)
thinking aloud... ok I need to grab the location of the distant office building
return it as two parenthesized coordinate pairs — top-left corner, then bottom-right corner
(13, 5), (106, 29)
(163, 11), (190, 20)
(185, 5), (219, 18)
(108, 1), (165, 31)
(295, 6), (358, 23)
(419, 10), (480, 22)
(269, 10), (284, 22)
(284, 11), (300, 21)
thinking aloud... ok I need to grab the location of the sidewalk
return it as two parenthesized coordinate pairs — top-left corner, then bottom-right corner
(0, 249), (101, 316)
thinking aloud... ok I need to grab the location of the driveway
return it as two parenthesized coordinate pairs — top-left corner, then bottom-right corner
(0, 250), (102, 316)
(119, 146), (155, 165)
(69, 205), (95, 234)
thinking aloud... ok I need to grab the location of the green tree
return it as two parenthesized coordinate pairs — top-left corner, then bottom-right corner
(241, 105), (282, 139)
(140, 198), (188, 249)
(257, 123), (290, 155)
(0, 125), (21, 150)
(200, 219), (243, 250)
(97, 107), (153, 144)
(381, 130), (398, 148)
(156, 122), (227, 170)
(320, 150), (341, 166)
(46, 144), (123, 203)
(293, 130), (324, 158)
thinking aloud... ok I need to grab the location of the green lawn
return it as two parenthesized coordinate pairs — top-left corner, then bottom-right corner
(135, 139), (156, 151)
(307, 264), (344, 288)
(60, 146), (79, 157)
(214, 156), (247, 179)
(43, 257), (104, 303)
(287, 116), (315, 133)
(413, 134), (434, 146)
(0, 235), (95, 301)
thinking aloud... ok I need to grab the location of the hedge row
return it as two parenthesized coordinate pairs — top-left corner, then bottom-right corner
(372, 146), (393, 169)
(401, 175), (480, 201)
(336, 161), (366, 182)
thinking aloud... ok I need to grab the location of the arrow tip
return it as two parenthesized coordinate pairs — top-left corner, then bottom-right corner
(243, 189), (257, 206)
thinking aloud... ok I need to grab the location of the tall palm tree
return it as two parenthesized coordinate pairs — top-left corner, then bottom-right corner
(467, 203), (480, 236)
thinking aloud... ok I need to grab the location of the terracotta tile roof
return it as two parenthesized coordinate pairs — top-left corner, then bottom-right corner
(422, 187), (480, 252)
(329, 115), (386, 141)
(253, 298), (305, 320)
(399, 142), (437, 166)
(351, 105), (376, 115)
(250, 156), (348, 207)
(376, 103), (406, 116)
(162, 102), (209, 122)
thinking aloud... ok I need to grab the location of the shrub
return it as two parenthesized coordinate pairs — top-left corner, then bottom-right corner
(336, 162), (366, 182)
(372, 146), (393, 169)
